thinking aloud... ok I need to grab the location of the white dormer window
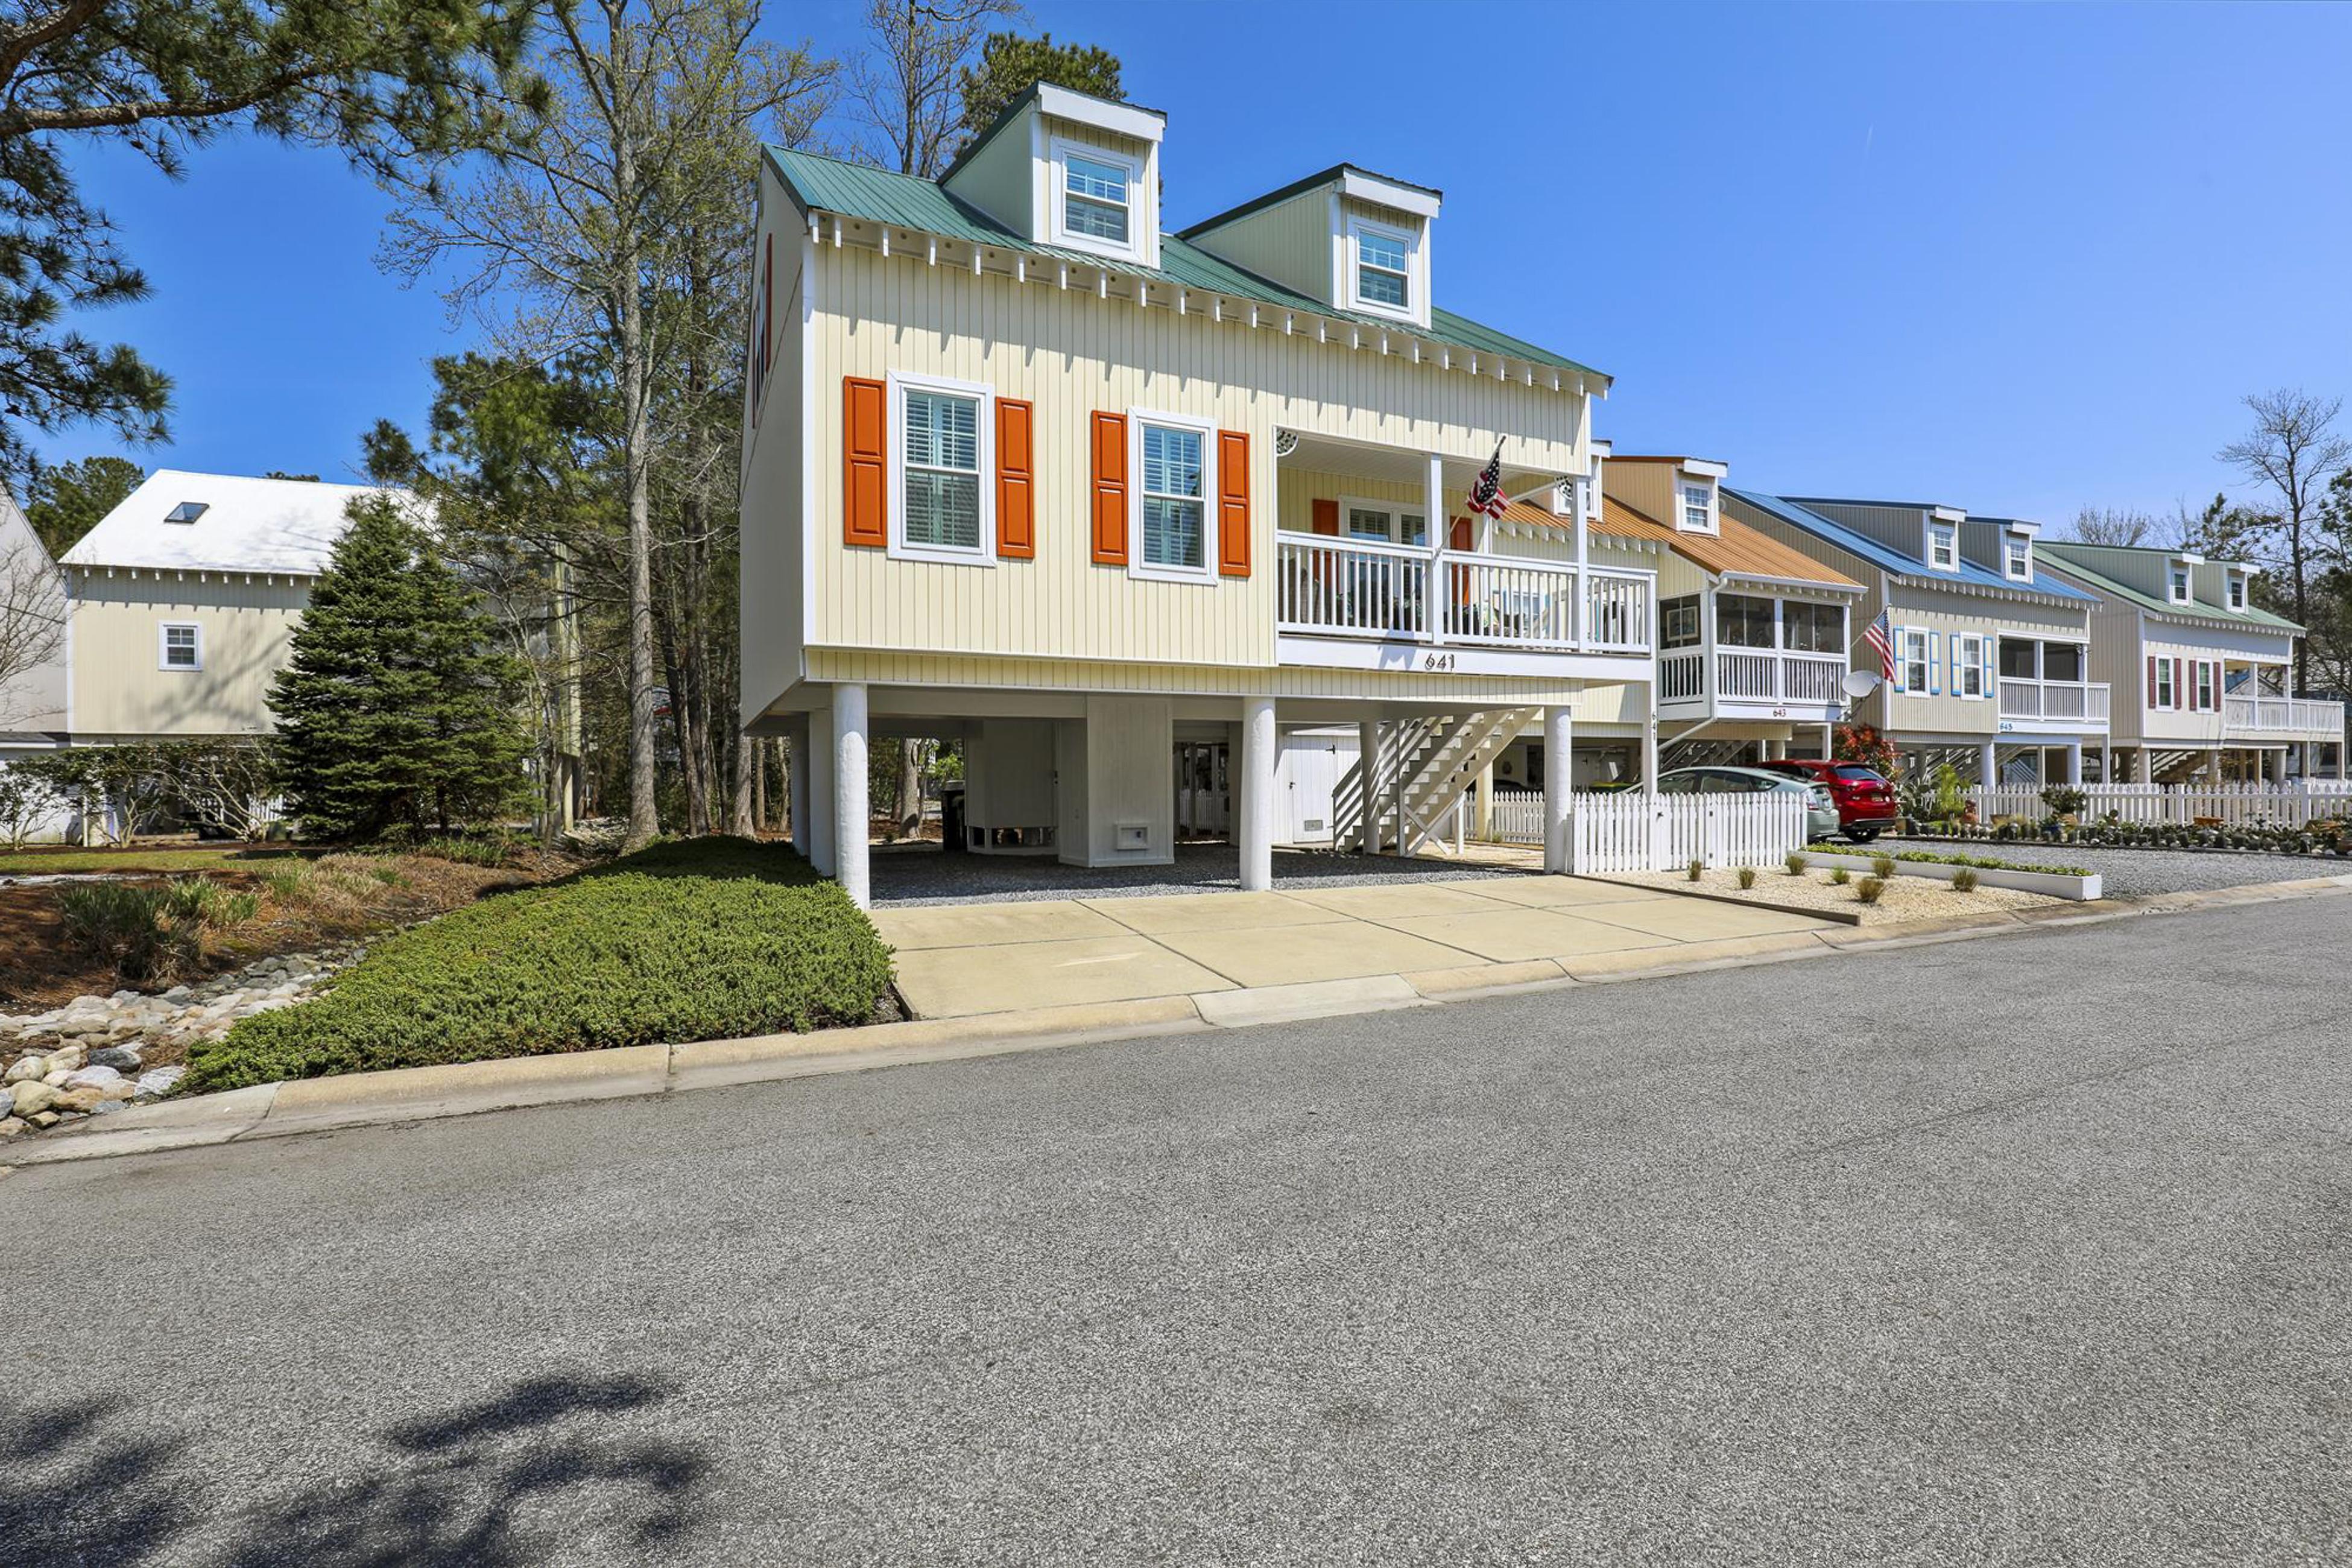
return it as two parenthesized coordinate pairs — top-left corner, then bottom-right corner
(1048, 138), (1144, 262)
(1928, 523), (1958, 570)
(166, 502), (207, 525)
(1344, 215), (1419, 322)
(1679, 482), (1716, 534)
(2170, 566), (2191, 603)
(2003, 534), (2031, 580)
(2227, 574), (2246, 609)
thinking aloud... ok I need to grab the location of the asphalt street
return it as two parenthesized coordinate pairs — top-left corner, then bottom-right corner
(7, 894), (2350, 1566)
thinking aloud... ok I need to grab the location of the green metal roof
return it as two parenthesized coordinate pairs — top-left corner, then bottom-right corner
(2038, 540), (2303, 631)
(763, 147), (1604, 382)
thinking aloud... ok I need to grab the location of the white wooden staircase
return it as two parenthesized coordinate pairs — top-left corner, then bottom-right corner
(1336, 708), (1538, 856)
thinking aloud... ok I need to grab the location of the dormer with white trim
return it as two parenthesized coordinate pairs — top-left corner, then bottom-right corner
(1591, 455), (1727, 537)
(1178, 164), (1440, 333)
(939, 83), (1166, 269)
(1922, 505), (1965, 572)
(2166, 550), (2202, 605)
(1956, 514), (2040, 582)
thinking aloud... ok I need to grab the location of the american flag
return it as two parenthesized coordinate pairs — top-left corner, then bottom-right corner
(1861, 609), (1895, 681)
(1465, 442), (1508, 521)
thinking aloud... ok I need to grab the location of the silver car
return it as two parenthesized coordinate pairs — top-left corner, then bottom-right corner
(1652, 765), (1841, 842)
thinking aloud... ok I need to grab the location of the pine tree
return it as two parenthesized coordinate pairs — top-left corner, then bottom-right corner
(270, 496), (532, 841)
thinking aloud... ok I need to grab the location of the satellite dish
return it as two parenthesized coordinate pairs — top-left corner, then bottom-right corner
(1841, 669), (1883, 699)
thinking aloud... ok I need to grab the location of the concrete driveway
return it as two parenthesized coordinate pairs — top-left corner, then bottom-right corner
(872, 876), (1834, 1018)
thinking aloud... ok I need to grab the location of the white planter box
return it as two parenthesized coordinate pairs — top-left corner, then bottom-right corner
(1801, 850), (2102, 902)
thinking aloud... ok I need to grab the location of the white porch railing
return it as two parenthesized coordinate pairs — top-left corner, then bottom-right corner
(1998, 678), (2111, 724)
(1715, 649), (1848, 705)
(1479, 788), (1808, 872)
(1276, 534), (1652, 655)
(2224, 695), (2346, 735)
(1970, 780), (2352, 826)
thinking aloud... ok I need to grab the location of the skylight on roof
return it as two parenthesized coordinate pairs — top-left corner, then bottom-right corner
(165, 502), (209, 525)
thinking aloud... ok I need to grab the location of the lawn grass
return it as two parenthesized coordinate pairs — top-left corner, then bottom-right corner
(181, 836), (894, 1093)
(0, 846), (300, 875)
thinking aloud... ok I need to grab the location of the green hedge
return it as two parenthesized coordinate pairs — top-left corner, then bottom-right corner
(182, 837), (894, 1093)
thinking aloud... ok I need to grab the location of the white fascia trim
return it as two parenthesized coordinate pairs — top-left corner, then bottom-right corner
(1337, 169), (1441, 220)
(1929, 505), (1967, 525)
(1034, 83), (1165, 147)
(1045, 134), (1148, 265)
(1127, 408), (1219, 586)
(1676, 458), (1730, 480)
(885, 368), (997, 569)
(798, 230), (817, 677)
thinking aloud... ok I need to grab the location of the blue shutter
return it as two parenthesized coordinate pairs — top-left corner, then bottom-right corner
(1981, 634), (1994, 701)
(1929, 631), (1942, 695)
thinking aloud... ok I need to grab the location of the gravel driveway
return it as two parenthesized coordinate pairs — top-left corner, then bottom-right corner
(1883, 836), (2345, 898)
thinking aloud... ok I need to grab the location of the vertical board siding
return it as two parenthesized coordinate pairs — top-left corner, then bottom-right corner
(68, 577), (311, 736)
(805, 243), (1585, 669)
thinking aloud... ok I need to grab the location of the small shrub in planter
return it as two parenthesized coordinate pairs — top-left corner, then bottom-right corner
(1951, 867), (1980, 893)
(1736, 866), (1758, 890)
(1855, 875), (1886, 905)
(1785, 853), (1807, 877)
(1829, 867), (1851, 886)
(1687, 858), (1704, 882)
(1871, 854), (1896, 879)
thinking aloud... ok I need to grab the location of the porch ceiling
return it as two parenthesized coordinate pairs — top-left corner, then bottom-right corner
(1279, 428), (1555, 495)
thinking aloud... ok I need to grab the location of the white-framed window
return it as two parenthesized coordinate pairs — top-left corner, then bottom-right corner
(1927, 524), (1958, 570)
(2169, 565), (2191, 603)
(2154, 659), (2176, 709)
(1679, 481), (1716, 534)
(887, 370), (994, 565)
(2196, 660), (2216, 711)
(2003, 534), (2031, 580)
(1899, 628), (1929, 693)
(1955, 633), (1986, 698)
(1048, 138), (1144, 262)
(2227, 574), (2246, 609)
(158, 622), (203, 671)
(1130, 409), (1216, 583)
(1341, 496), (1427, 548)
(1660, 596), (1702, 649)
(1344, 215), (1419, 322)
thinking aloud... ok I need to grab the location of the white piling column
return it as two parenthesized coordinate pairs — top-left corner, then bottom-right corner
(1358, 717), (1382, 855)
(1979, 740), (1999, 788)
(831, 684), (870, 908)
(1543, 705), (1573, 874)
(1239, 696), (1277, 891)
(789, 716), (813, 856)
(1643, 709), (1661, 788)
(2066, 742), (2084, 786)
(806, 710), (837, 875)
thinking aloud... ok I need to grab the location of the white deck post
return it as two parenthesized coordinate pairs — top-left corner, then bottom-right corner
(1543, 704), (1573, 874)
(832, 683), (870, 908)
(1358, 717), (1381, 854)
(2065, 741), (2084, 786)
(1643, 709), (1661, 789)
(1979, 740), (1998, 788)
(1239, 696), (1277, 891)
(806, 709), (837, 876)
(1474, 760), (1494, 840)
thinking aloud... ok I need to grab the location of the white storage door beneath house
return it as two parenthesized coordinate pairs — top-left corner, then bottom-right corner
(1277, 731), (1358, 846)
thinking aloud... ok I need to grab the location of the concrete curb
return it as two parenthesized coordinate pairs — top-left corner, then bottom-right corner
(7, 873), (2346, 1170)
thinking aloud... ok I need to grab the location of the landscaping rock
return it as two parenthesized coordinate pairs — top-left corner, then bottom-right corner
(2, 1057), (42, 1085)
(134, 1066), (186, 1099)
(0, 1116), (25, 1139)
(26, 1110), (59, 1130)
(51, 1087), (104, 1113)
(62, 1064), (127, 1093)
(8, 1081), (60, 1118)
(87, 1045), (144, 1073)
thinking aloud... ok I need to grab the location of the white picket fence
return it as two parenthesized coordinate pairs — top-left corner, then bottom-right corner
(1479, 788), (1808, 873)
(1971, 781), (2352, 827)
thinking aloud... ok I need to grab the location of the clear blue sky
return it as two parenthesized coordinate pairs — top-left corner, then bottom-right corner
(35, 1), (2351, 527)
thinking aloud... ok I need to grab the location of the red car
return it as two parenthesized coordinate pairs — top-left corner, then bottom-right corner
(1756, 759), (1900, 842)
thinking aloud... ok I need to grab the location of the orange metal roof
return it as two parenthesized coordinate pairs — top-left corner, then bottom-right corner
(1500, 494), (1862, 589)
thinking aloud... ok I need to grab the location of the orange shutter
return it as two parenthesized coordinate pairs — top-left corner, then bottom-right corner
(843, 377), (887, 548)
(996, 398), (1035, 559)
(1090, 412), (1128, 564)
(1311, 498), (1339, 535)
(1216, 429), (1251, 577)
(1449, 516), (1473, 550)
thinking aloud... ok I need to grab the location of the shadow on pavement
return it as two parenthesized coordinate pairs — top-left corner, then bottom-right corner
(9, 1374), (710, 1567)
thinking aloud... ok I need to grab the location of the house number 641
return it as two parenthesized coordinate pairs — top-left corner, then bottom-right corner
(1423, 653), (1456, 671)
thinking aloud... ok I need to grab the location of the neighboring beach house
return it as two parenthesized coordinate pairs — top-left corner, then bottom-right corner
(1484, 454), (1865, 791)
(1727, 492), (2106, 785)
(57, 471), (385, 744)
(2037, 540), (2347, 784)
(738, 85), (1655, 903)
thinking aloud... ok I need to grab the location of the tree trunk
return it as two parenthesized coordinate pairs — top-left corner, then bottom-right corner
(612, 7), (660, 853)
(898, 738), (922, 837)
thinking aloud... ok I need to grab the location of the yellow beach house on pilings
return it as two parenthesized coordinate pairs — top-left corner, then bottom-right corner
(737, 84), (1656, 905)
